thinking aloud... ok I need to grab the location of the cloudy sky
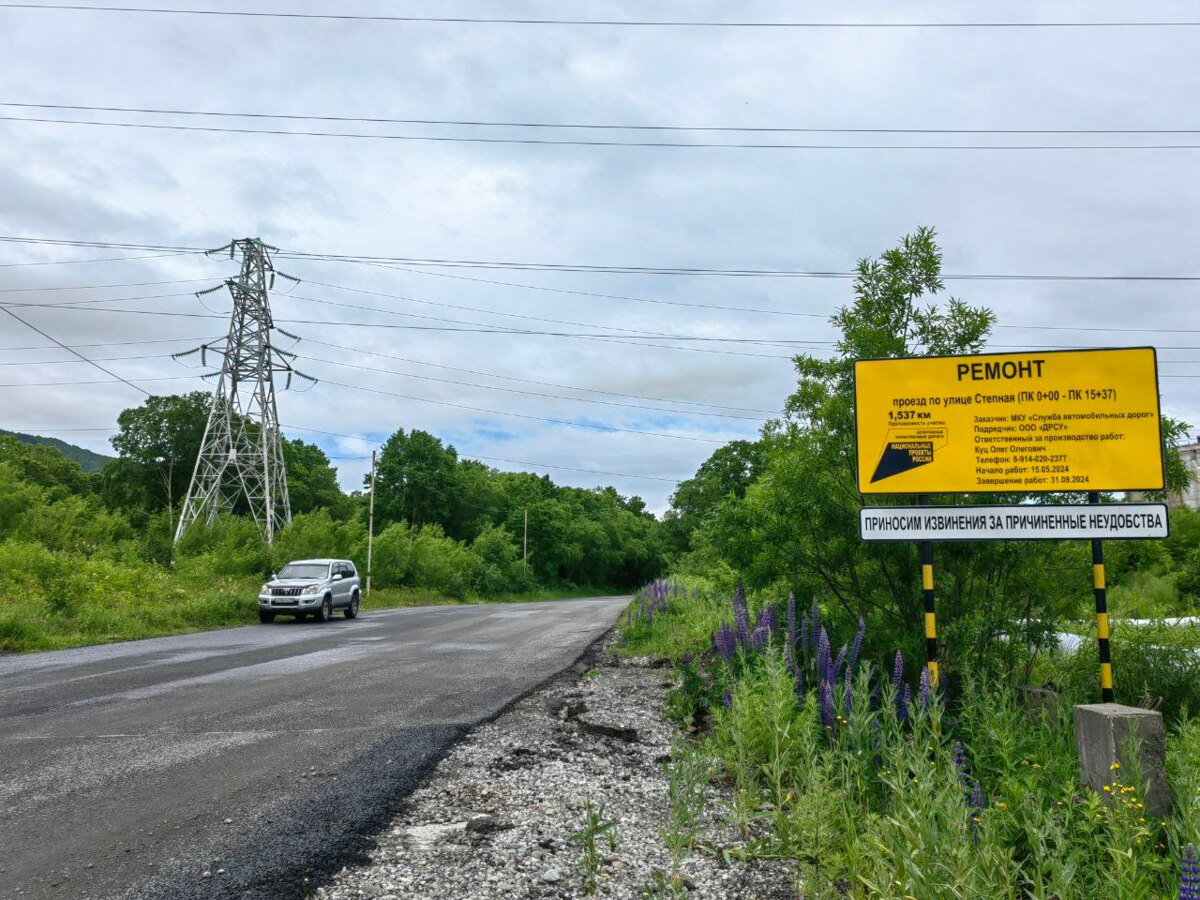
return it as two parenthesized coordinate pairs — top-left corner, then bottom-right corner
(1, 0), (1198, 512)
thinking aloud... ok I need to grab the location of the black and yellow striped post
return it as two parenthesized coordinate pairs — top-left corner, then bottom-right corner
(919, 495), (939, 688)
(1089, 491), (1115, 703)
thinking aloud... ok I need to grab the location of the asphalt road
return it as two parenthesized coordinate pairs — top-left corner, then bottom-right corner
(0, 597), (628, 900)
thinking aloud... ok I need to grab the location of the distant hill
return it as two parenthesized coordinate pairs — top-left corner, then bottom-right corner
(0, 430), (114, 473)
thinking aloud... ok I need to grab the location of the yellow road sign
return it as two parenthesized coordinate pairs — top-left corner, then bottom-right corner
(854, 348), (1164, 494)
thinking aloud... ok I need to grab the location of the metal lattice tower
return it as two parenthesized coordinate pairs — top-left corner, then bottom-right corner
(173, 238), (313, 544)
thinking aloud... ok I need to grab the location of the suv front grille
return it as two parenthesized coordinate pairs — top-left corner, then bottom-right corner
(271, 587), (302, 597)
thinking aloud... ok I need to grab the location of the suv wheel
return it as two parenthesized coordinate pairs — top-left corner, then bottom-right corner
(258, 610), (276, 624)
(345, 592), (360, 619)
(314, 595), (332, 622)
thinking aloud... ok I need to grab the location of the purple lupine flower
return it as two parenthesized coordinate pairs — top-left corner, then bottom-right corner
(952, 741), (972, 802)
(819, 679), (836, 729)
(898, 684), (912, 723)
(1180, 844), (1199, 900)
(847, 616), (865, 675)
(645, 606), (653, 629)
(785, 592), (797, 674)
(833, 644), (848, 681)
(751, 625), (768, 653)
(968, 781), (987, 846)
(892, 651), (904, 691)
(843, 663), (854, 717)
(681, 652), (692, 668)
(919, 667), (932, 712)
(733, 582), (751, 650)
(722, 689), (733, 708)
(799, 615), (810, 668)
(761, 603), (778, 636)
(794, 665), (804, 700)
(809, 598), (821, 652)
(721, 622), (738, 661)
(815, 628), (831, 684)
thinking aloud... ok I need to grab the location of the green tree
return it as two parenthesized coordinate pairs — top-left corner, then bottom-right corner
(103, 392), (210, 523)
(282, 438), (345, 516)
(665, 440), (766, 551)
(373, 428), (459, 528)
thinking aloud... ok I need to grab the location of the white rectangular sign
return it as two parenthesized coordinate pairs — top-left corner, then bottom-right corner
(859, 503), (1169, 542)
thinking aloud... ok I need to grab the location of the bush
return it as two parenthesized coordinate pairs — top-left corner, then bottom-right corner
(1048, 620), (1200, 722)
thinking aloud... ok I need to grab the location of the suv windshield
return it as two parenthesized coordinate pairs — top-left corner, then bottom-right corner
(278, 563), (329, 580)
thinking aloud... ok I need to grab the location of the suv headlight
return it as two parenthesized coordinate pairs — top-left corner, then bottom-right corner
(261, 584), (270, 594)
(302, 584), (321, 594)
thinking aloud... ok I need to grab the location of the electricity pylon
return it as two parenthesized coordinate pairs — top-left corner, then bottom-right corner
(173, 238), (314, 544)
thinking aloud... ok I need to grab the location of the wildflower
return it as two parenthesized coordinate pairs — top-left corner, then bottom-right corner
(816, 628), (831, 684)
(757, 603), (778, 637)
(1181, 844), (1199, 900)
(968, 781), (987, 845)
(892, 651), (904, 691)
(751, 625), (768, 653)
(785, 592), (797, 674)
(995, 801), (1007, 810)
(843, 662), (854, 717)
(733, 582), (751, 650)
(819, 679), (836, 729)
(952, 741), (972, 803)
(847, 616), (866, 675)
(799, 614), (810, 668)
(833, 644), (848, 682)
(721, 689), (733, 708)
(1110, 761), (1121, 771)
(897, 683), (911, 723)
(918, 666), (932, 712)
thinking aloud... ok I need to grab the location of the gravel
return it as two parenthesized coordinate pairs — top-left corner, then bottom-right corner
(316, 638), (793, 899)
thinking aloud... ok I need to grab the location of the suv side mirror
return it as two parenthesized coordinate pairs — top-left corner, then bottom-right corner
(332, 573), (343, 581)
(270, 573), (277, 581)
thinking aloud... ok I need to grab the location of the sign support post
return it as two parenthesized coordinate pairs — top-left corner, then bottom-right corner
(918, 494), (939, 687)
(1089, 491), (1115, 703)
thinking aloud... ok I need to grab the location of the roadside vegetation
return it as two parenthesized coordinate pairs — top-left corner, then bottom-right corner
(0, 404), (661, 651)
(614, 230), (1200, 898)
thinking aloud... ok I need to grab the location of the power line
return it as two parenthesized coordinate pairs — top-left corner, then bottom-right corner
(0, 305), (150, 396)
(7, 114), (1200, 150)
(282, 288), (813, 349)
(0, 335), (219, 351)
(0, 373), (203, 387)
(281, 425), (682, 484)
(277, 248), (1200, 283)
(302, 337), (776, 415)
(293, 351), (768, 422)
(3, 5), (1198, 27)
(4, 102), (1197, 136)
(313, 258), (1200, 336)
(0, 277), (211, 293)
(319, 378), (736, 444)
(6, 235), (1200, 283)
(0, 351), (180, 366)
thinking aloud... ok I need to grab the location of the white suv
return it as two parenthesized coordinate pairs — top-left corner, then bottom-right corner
(258, 558), (361, 623)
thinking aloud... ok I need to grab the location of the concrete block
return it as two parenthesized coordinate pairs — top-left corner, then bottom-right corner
(1073, 703), (1171, 819)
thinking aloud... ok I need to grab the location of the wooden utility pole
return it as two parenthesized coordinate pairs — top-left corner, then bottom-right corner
(366, 450), (376, 597)
(523, 506), (528, 572)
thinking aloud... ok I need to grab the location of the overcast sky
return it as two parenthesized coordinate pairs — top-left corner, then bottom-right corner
(2, 0), (1199, 513)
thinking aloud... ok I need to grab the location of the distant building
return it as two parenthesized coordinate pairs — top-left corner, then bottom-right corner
(1129, 441), (1200, 509)
(1174, 442), (1200, 509)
